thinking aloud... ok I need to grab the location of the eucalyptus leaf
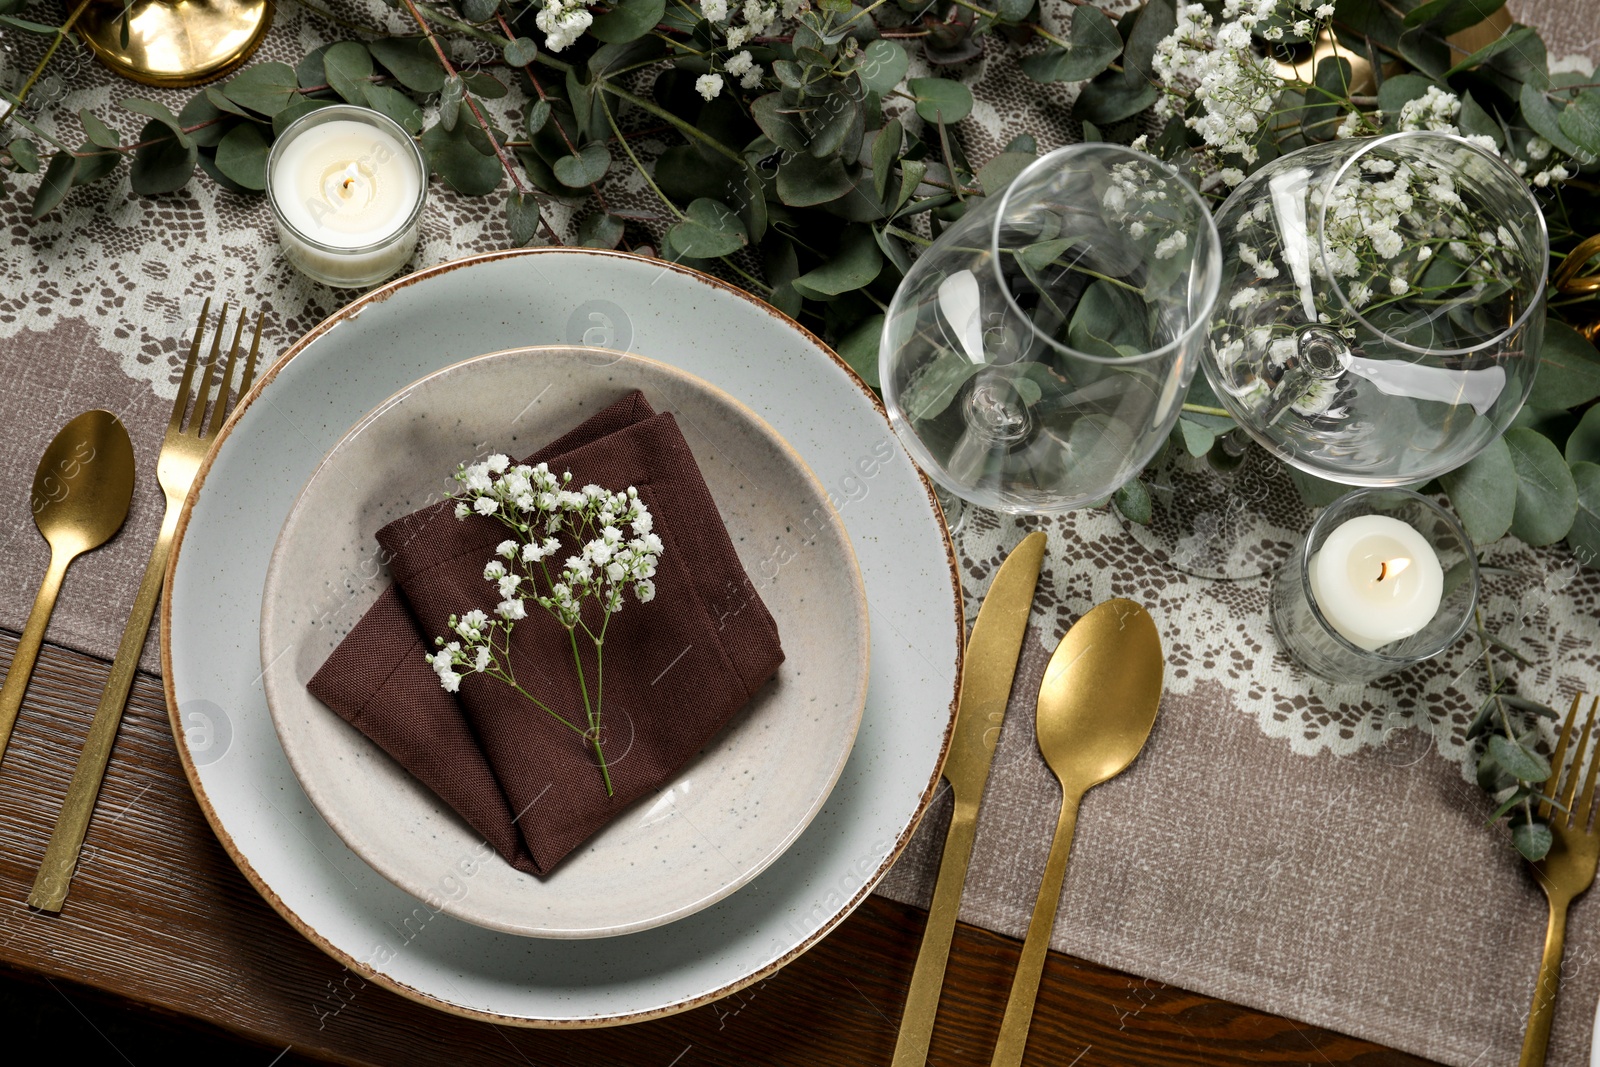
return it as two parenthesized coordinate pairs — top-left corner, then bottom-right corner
(223, 62), (300, 117)
(80, 110), (121, 150)
(440, 74), (465, 132)
(506, 189), (541, 247)
(1440, 434), (1516, 543)
(751, 93), (809, 153)
(205, 87), (253, 118)
(323, 41), (374, 106)
(1113, 477), (1152, 525)
(363, 85), (424, 136)
(213, 122), (269, 191)
(1530, 320), (1600, 411)
(504, 37), (539, 66)
(553, 142), (611, 187)
(589, 0), (666, 43)
(123, 98), (192, 147)
(1559, 90), (1600, 157)
(461, 0), (499, 20)
(977, 150), (1033, 196)
(1019, 5), (1121, 83)
(1566, 406), (1600, 466)
(837, 313), (884, 388)
(1176, 417), (1215, 457)
(776, 152), (854, 207)
(272, 98), (337, 138)
(30, 151), (77, 219)
(1072, 70), (1158, 125)
(369, 38), (448, 94)
(909, 78), (973, 124)
(9, 137), (39, 173)
(791, 228), (882, 298)
(856, 39), (908, 95)
(177, 92), (228, 147)
(462, 71), (509, 100)
(1446, 23), (1536, 76)
(1568, 462), (1600, 569)
(1506, 426), (1578, 545)
(1489, 733), (1551, 783)
(422, 121), (502, 195)
(872, 118), (902, 202)
(578, 212), (626, 249)
(1513, 818), (1553, 862)
(903, 354), (981, 421)
(129, 120), (197, 194)
(654, 144), (740, 203)
(1402, 0), (1505, 35)
(526, 99), (552, 136)
(297, 43), (330, 89)
(1519, 81), (1584, 158)
(665, 198), (748, 258)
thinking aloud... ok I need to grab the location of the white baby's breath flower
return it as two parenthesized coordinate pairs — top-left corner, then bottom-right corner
(635, 579), (656, 603)
(496, 598), (527, 620)
(1389, 276), (1409, 295)
(498, 574), (522, 599)
(497, 539), (518, 559)
(1153, 232), (1187, 260)
(726, 49), (754, 76)
(695, 73), (724, 100)
(454, 502), (471, 520)
(484, 560), (507, 581)
(438, 669), (462, 693)
(474, 496), (498, 516)
(702, 0), (727, 18)
(740, 65), (763, 89)
(473, 646), (491, 673)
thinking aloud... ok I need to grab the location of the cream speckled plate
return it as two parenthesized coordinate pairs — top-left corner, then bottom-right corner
(161, 248), (962, 1026)
(260, 346), (869, 938)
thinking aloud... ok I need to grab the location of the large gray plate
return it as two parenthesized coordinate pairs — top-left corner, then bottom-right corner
(161, 249), (963, 1026)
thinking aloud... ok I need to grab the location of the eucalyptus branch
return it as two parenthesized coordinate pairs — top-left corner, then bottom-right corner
(400, 0), (527, 196)
(0, 0), (94, 144)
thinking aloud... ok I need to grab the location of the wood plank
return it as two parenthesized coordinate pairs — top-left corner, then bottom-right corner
(0, 630), (1439, 1065)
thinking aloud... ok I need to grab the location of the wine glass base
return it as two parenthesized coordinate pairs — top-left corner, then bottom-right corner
(1120, 443), (1315, 581)
(81, 0), (273, 89)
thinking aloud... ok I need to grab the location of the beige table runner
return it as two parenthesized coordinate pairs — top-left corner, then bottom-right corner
(2, 2), (1599, 1064)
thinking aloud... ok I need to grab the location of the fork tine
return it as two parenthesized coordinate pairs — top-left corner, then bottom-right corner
(237, 309), (264, 400)
(1576, 697), (1600, 827)
(188, 302), (228, 434)
(1538, 694), (1582, 819)
(205, 309), (247, 440)
(169, 298), (211, 435)
(1559, 697), (1595, 824)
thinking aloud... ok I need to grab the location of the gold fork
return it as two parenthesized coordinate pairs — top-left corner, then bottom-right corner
(1520, 693), (1600, 1067)
(29, 300), (262, 913)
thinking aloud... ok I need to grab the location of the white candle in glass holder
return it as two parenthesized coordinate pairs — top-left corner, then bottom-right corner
(1308, 514), (1444, 650)
(266, 107), (426, 288)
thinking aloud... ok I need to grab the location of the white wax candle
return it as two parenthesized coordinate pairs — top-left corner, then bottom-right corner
(267, 111), (425, 288)
(1308, 514), (1444, 651)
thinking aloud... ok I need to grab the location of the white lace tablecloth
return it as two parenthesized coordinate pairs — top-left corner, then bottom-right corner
(2, 2), (1599, 1064)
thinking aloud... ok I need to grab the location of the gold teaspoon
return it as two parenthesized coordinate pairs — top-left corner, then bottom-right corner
(990, 597), (1165, 1067)
(0, 411), (135, 764)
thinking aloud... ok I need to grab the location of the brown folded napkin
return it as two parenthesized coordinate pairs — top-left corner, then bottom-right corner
(307, 391), (784, 875)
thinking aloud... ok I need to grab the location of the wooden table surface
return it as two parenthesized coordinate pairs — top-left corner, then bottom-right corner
(0, 627), (1441, 1066)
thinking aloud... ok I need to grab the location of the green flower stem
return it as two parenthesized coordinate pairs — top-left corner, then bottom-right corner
(411, 0), (508, 44)
(1182, 403), (1233, 418)
(0, 0), (94, 144)
(601, 91), (686, 221)
(567, 626), (614, 796)
(539, 53), (746, 164)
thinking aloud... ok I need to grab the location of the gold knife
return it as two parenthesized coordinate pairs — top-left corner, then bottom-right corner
(891, 530), (1047, 1067)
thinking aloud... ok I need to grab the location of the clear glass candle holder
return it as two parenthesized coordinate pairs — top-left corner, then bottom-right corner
(1270, 488), (1478, 683)
(265, 104), (428, 289)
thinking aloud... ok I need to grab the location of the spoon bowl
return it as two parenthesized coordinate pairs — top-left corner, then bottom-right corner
(1036, 598), (1165, 791)
(0, 410), (136, 762)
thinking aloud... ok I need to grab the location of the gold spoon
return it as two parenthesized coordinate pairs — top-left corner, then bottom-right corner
(0, 411), (135, 764)
(990, 597), (1165, 1067)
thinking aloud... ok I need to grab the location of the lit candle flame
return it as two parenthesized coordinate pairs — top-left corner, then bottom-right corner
(1377, 557), (1411, 582)
(336, 164), (360, 198)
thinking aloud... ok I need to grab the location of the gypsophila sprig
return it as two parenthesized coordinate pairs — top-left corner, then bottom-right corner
(428, 454), (663, 796)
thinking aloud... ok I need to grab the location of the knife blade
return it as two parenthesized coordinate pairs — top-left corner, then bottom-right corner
(891, 530), (1047, 1067)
